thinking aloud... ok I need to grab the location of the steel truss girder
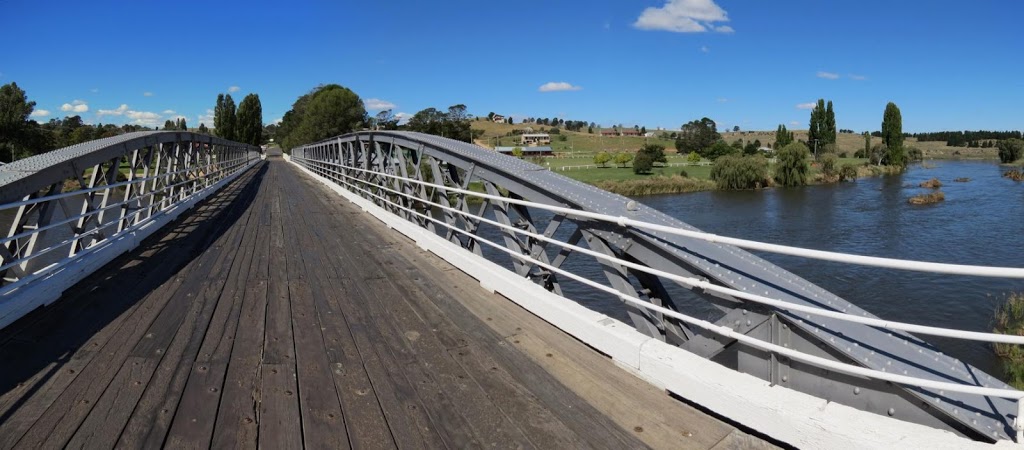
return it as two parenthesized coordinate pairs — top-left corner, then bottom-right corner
(0, 131), (260, 286)
(292, 131), (1016, 442)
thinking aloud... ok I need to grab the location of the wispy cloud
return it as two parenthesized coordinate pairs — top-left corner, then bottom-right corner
(717, 98), (729, 103)
(31, 109), (51, 118)
(162, 109), (176, 115)
(97, 104), (164, 126)
(98, 104), (129, 116)
(143, 92), (154, 97)
(790, 121), (800, 126)
(816, 71), (840, 80)
(849, 74), (867, 81)
(700, 45), (710, 53)
(795, 102), (816, 110)
(90, 88), (99, 93)
(228, 86), (240, 93)
(634, 0), (733, 33)
(365, 98), (396, 110)
(395, 112), (413, 124)
(198, 109), (215, 127)
(60, 100), (89, 113)
(538, 81), (582, 92)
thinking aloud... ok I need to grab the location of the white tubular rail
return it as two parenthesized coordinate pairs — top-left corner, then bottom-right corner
(296, 157), (1024, 345)
(291, 155), (1024, 444)
(302, 156), (1024, 280)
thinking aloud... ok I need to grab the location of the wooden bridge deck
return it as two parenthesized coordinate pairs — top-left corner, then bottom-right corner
(0, 157), (772, 449)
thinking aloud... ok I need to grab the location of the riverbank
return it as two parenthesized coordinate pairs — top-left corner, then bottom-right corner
(550, 157), (904, 196)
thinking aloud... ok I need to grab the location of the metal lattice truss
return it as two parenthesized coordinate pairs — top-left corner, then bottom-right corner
(0, 131), (261, 290)
(292, 131), (1017, 442)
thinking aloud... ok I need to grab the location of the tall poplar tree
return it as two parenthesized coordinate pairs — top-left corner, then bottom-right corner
(236, 93), (263, 146)
(214, 93), (237, 141)
(881, 102), (905, 167)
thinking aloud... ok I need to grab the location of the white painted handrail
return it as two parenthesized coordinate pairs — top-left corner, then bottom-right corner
(303, 159), (1024, 345)
(299, 159), (1024, 404)
(293, 154), (1024, 443)
(303, 157), (1024, 279)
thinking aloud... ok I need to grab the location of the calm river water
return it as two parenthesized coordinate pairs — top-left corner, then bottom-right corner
(638, 160), (1024, 376)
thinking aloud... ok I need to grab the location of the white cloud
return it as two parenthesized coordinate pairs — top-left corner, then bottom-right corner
(394, 112), (413, 124)
(700, 45), (710, 53)
(228, 86), (240, 93)
(163, 109), (176, 114)
(271, 117), (283, 125)
(790, 121), (800, 126)
(98, 104), (130, 116)
(717, 98), (729, 103)
(143, 92), (154, 97)
(60, 100), (89, 113)
(849, 74), (867, 81)
(31, 109), (51, 118)
(538, 81), (582, 92)
(197, 109), (215, 127)
(90, 88), (99, 93)
(365, 98), (396, 110)
(796, 102), (816, 110)
(816, 71), (840, 80)
(634, 0), (732, 33)
(96, 103), (164, 126)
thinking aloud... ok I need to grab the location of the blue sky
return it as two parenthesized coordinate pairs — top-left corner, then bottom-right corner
(2, 0), (1021, 133)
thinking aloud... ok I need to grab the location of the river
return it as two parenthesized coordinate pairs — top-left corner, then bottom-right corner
(640, 160), (1024, 376)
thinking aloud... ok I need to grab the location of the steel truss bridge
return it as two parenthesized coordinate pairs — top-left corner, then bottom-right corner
(2, 130), (1023, 448)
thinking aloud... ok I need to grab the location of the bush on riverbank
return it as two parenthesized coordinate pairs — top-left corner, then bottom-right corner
(994, 293), (1024, 389)
(774, 142), (810, 187)
(710, 154), (770, 189)
(908, 191), (945, 205)
(593, 175), (715, 196)
(1003, 169), (1024, 181)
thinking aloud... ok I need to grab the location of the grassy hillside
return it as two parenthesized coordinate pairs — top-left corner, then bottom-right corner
(470, 119), (998, 160)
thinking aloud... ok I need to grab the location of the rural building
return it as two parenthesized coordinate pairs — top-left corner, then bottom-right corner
(492, 114), (506, 123)
(620, 129), (641, 136)
(600, 130), (619, 136)
(519, 133), (551, 146)
(495, 146), (554, 156)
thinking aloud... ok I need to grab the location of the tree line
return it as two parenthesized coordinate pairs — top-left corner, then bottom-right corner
(911, 130), (1023, 147)
(212, 92), (264, 146)
(276, 83), (486, 151)
(0, 81), (267, 163)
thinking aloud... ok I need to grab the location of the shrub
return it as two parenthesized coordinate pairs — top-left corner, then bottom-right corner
(678, 169), (689, 178)
(998, 139), (1024, 164)
(638, 144), (668, 165)
(908, 191), (945, 205)
(633, 152), (654, 174)
(614, 152), (633, 168)
(703, 140), (738, 161)
(774, 142), (810, 187)
(686, 151), (701, 163)
(994, 293), (1024, 389)
(820, 153), (838, 178)
(839, 163), (858, 181)
(711, 155), (770, 189)
(594, 151), (612, 167)
(907, 146), (923, 161)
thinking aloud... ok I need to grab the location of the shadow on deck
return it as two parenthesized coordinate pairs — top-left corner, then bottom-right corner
(0, 157), (772, 449)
